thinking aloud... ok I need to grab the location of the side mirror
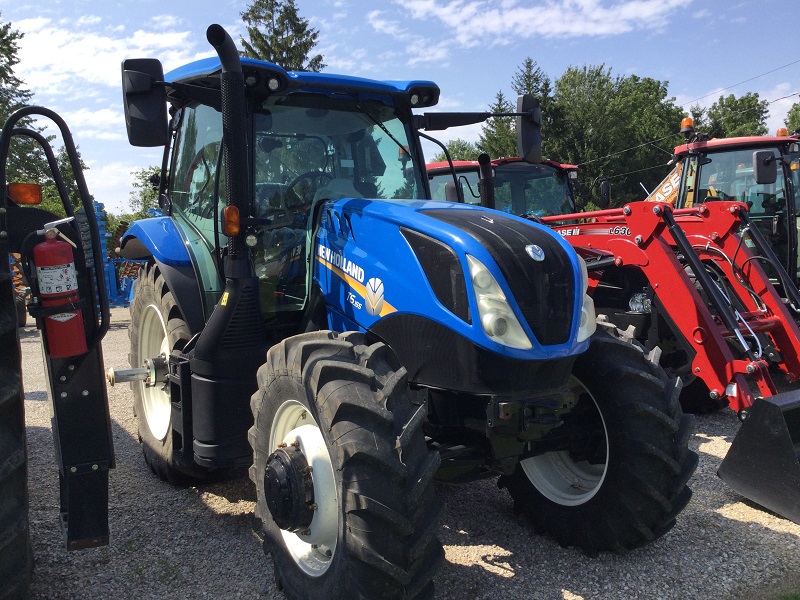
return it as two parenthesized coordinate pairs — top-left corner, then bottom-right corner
(599, 180), (612, 209)
(122, 58), (168, 147)
(516, 94), (542, 164)
(753, 150), (778, 185)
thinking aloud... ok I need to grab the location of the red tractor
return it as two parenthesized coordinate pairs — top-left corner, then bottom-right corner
(428, 143), (800, 526)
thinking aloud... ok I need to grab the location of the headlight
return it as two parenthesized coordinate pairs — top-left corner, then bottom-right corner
(576, 256), (596, 343)
(466, 255), (532, 350)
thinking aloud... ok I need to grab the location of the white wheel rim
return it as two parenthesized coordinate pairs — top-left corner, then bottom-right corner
(520, 377), (609, 506)
(270, 400), (338, 576)
(138, 302), (171, 441)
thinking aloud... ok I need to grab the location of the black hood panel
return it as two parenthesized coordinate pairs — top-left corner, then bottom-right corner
(423, 210), (575, 346)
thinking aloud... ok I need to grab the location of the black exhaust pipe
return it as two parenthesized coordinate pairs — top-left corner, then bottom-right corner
(187, 25), (266, 470)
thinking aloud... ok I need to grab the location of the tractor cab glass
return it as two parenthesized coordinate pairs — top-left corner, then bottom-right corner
(430, 161), (576, 217)
(686, 146), (800, 281)
(168, 94), (425, 318)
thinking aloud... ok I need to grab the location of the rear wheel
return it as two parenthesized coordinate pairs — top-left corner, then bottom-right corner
(0, 275), (32, 598)
(250, 331), (444, 600)
(499, 330), (698, 554)
(129, 261), (195, 483)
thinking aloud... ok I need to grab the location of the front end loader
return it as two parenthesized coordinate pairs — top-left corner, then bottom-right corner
(106, 24), (696, 598)
(427, 143), (800, 524)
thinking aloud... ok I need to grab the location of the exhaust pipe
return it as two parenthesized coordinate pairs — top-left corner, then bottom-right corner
(718, 389), (800, 523)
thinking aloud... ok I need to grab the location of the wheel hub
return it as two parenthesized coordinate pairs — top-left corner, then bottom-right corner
(265, 444), (315, 532)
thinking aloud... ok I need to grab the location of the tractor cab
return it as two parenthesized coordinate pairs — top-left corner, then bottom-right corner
(671, 122), (800, 283)
(428, 157), (579, 218)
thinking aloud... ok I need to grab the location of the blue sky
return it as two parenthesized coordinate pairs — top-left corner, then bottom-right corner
(3, 0), (798, 214)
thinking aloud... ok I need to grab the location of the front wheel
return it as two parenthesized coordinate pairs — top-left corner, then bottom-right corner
(499, 330), (698, 554)
(129, 261), (195, 483)
(250, 331), (444, 600)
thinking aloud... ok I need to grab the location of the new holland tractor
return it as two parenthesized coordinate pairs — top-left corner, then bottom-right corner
(0, 24), (696, 599)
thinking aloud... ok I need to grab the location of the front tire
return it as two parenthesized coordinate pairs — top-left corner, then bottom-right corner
(129, 261), (194, 483)
(250, 331), (444, 600)
(499, 330), (698, 554)
(0, 275), (32, 598)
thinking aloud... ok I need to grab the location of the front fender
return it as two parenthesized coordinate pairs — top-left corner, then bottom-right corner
(119, 217), (192, 267)
(119, 217), (204, 334)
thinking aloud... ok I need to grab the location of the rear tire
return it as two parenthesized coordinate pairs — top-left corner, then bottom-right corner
(250, 331), (444, 600)
(499, 330), (698, 554)
(0, 275), (32, 598)
(129, 261), (196, 483)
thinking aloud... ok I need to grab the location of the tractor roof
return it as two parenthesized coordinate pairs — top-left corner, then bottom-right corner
(427, 157), (577, 173)
(673, 134), (800, 157)
(165, 57), (440, 108)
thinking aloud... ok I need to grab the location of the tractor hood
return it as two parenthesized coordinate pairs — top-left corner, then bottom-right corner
(313, 197), (591, 367)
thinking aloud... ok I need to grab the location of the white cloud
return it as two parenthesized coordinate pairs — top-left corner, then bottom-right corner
(84, 159), (160, 214)
(393, 0), (694, 48)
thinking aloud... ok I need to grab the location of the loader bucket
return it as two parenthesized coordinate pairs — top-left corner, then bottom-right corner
(717, 389), (800, 524)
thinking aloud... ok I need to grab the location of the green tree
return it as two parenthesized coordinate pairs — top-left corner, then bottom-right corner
(240, 0), (324, 71)
(478, 91), (516, 159)
(128, 165), (161, 218)
(548, 65), (682, 206)
(431, 138), (479, 163)
(38, 145), (90, 217)
(511, 58), (556, 156)
(706, 92), (768, 138)
(786, 101), (800, 133)
(0, 14), (49, 185)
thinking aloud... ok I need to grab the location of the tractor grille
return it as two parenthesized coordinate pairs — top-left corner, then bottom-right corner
(423, 210), (575, 346)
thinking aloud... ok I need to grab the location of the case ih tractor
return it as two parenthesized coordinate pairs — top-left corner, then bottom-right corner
(1, 25), (697, 599)
(427, 128), (800, 526)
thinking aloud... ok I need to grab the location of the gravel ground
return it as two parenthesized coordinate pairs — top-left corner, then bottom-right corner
(20, 307), (800, 599)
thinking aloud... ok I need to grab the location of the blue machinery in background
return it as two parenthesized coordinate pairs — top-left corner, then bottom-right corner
(76, 201), (149, 308)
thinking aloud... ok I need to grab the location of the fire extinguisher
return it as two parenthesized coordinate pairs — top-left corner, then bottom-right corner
(32, 222), (88, 358)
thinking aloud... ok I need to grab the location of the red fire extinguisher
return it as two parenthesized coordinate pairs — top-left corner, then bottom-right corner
(32, 226), (87, 358)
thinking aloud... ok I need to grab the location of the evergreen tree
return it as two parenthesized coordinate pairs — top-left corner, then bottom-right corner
(511, 58), (556, 156)
(478, 91), (516, 159)
(240, 0), (324, 72)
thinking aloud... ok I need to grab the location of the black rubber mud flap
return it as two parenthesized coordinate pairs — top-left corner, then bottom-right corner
(717, 390), (800, 524)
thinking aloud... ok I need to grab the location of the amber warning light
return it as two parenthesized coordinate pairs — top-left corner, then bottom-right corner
(7, 183), (43, 205)
(777, 127), (789, 137)
(222, 205), (240, 237)
(680, 117), (695, 139)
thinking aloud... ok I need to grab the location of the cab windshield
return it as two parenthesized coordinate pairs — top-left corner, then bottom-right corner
(430, 161), (576, 217)
(169, 94), (424, 317)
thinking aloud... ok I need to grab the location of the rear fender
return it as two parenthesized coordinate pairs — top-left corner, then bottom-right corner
(119, 217), (204, 334)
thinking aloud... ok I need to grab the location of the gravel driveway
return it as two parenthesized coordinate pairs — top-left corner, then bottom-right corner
(20, 308), (800, 599)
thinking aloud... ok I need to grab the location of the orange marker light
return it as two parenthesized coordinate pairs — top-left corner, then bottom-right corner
(7, 183), (43, 205)
(680, 117), (694, 135)
(222, 205), (240, 237)
(777, 127), (789, 137)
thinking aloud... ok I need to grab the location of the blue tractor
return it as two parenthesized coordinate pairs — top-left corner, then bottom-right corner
(110, 25), (696, 599)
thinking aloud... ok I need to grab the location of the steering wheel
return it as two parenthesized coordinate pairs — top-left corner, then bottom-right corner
(704, 190), (734, 202)
(285, 171), (333, 207)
